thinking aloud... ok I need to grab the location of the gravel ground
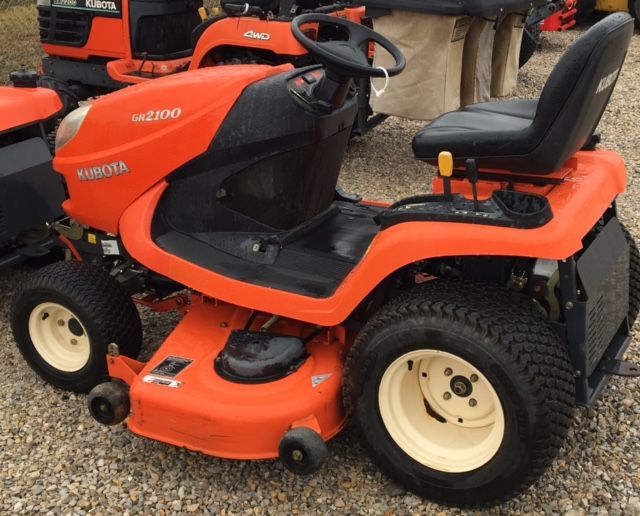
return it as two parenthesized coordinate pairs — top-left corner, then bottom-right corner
(2, 27), (640, 515)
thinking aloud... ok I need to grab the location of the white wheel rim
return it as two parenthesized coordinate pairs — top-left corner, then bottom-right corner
(28, 302), (91, 372)
(378, 349), (505, 473)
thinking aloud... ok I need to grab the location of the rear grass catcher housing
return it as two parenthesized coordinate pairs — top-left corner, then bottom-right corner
(9, 11), (640, 507)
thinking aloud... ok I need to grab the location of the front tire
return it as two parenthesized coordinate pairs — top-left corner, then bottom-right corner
(344, 281), (575, 506)
(11, 261), (142, 393)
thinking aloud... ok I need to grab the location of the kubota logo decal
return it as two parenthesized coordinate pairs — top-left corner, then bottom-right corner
(85, 0), (117, 10)
(51, 0), (121, 16)
(244, 30), (271, 41)
(595, 68), (620, 95)
(77, 161), (130, 181)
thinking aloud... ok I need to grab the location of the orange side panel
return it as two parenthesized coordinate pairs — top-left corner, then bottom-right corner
(0, 87), (63, 133)
(190, 18), (308, 69)
(42, 17), (129, 60)
(124, 301), (346, 459)
(55, 64), (291, 234)
(119, 150), (627, 327)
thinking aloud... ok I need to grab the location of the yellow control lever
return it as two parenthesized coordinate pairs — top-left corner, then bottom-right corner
(438, 151), (453, 177)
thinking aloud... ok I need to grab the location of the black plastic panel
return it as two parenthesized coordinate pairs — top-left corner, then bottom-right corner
(129, 0), (202, 58)
(0, 138), (65, 245)
(577, 218), (629, 374)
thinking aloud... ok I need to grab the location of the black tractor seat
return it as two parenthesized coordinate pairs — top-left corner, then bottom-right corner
(413, 12), (634, 175)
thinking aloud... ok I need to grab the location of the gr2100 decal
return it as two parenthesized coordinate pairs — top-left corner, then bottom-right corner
(131, 108), (182, 123)
(51, 0), (122, 17)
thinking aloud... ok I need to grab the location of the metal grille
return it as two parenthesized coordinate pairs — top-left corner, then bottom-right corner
(584, 248), (630, 375)
(38, 5), (91, 46)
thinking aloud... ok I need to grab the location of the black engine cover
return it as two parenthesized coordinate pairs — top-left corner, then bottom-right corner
(0, 138), (65, 246)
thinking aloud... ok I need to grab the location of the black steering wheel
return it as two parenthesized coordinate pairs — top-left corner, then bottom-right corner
(291, 14), (406, 79)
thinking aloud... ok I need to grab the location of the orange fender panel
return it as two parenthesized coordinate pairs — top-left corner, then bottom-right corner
(55, 64), (292, 234)
(119, 150), (626, 327)
(0, 87), (63, 133)
(190, 18), (309, 69)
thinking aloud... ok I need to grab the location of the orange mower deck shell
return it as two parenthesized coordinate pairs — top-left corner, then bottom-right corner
(0, 86), (63, 133)
(108, 299), (347, 459)
(54, 63), (292, 235)
(117, 149), (627, 327)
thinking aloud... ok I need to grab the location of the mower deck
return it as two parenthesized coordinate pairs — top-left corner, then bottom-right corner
(109, 299), (347, 459)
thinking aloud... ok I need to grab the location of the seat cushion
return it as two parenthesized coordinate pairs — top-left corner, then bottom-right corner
(412, 99), (539, 168)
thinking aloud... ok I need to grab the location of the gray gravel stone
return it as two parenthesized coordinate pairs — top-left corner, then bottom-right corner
(1, 27), (640, 515)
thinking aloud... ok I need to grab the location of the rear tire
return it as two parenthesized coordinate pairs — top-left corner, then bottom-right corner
(621, 222), (640, 326)
(344, 280), (575, 506)
(11, 261), (142, 393)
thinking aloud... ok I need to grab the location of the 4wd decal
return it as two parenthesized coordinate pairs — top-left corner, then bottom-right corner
(244, 30), (271, 41)
(77, 161), (130, 181)
(51, 0), (122, 17)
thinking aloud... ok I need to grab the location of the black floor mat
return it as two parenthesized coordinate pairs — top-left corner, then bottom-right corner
(154, 203), (380, 298)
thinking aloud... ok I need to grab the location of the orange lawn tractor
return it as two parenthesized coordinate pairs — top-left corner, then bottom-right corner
(10, 12), (640, 507)
(0, 73), (68, 270)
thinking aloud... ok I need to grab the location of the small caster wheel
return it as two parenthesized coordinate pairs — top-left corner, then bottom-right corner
(279, 427), (328, 475)
(88, 382), (130, 425)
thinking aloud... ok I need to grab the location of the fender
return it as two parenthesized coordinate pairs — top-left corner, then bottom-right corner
(189, 7), (366, 70)
(189, 17), (308, 69)
(119, 149), (627, 327)
(55, 64), (292, 234)
(0, 87), (63, 134)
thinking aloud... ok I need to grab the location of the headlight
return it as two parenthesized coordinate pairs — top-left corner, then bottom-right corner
(55, 104), (91, 151)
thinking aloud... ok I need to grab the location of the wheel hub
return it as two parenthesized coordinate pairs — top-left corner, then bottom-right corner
(450, 375), (472, 397)
(378, 349), (505, 473)
(28, 302), (91, 372)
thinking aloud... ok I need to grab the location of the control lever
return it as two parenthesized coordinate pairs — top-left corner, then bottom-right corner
(466, 158), (479, 211)
(438, 151), (453, 202)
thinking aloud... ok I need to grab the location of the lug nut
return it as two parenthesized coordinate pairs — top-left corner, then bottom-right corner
(443, 392), (452, 400)
(444, 368), (453, 376)
(470, 374), (478, 383)
(70, 339), (78, 345)
(469, 398), (477, 407)
(57, 320), (65, 326)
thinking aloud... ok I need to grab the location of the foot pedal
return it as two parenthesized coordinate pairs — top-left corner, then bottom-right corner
(597, 357), (640, 377)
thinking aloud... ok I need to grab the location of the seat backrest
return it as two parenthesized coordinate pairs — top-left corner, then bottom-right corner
(529, 13), (633, 171)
